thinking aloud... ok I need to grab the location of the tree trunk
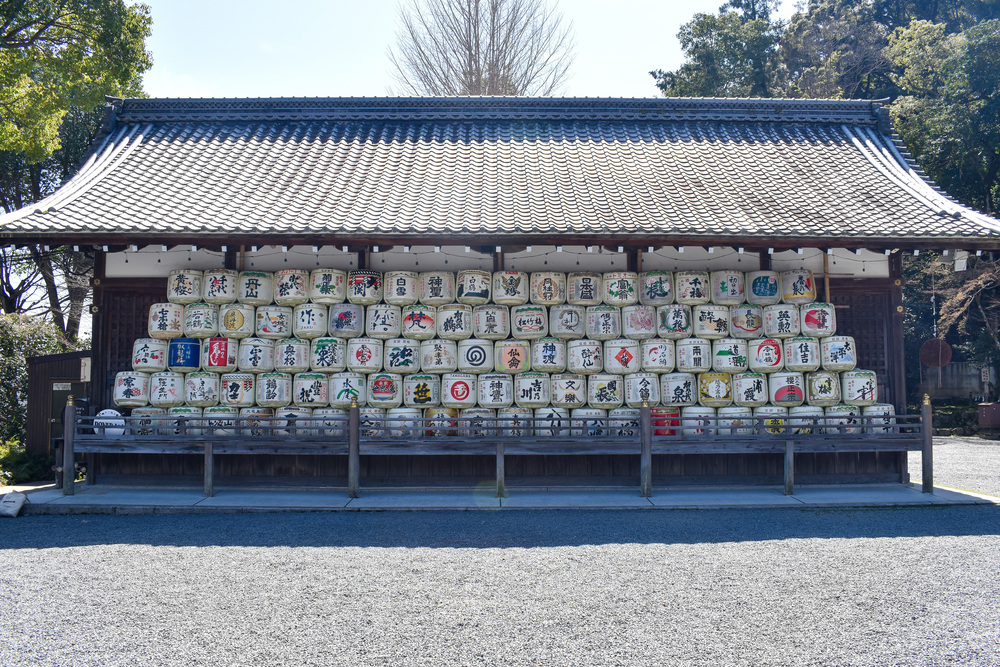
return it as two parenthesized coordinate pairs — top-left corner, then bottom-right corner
(29, 246), (66, 335)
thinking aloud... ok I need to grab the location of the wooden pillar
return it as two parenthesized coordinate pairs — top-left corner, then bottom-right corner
(224, 247), (240, 271)
(784, 440), (795, 495)
(496, 439), (506, 498)
(627, 249), (640, 273)
(888, 251), (907, 413)
(348, 404), (360, 498)
(757, 249), (772, 271)
(922, 395), (934, 493)
(640, 404), (652, 497)
(493, 249), (504, 272)
(61, 397), (76, 496)
(204, 442), (215, 497)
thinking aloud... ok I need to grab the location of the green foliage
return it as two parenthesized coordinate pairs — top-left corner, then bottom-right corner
(0, 439), (53, 485)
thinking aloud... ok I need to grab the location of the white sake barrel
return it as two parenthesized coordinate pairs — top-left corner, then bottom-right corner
(748, 338), (784, 373)
(568, 272), (603, 306)
(113, 371), (150, 408)
(358, 407), (384, 437)
(401, 304), (437, 340)
(274, 338), (311, 373)
(676, 338), (712, 373)
(293, 303), (329, 339)
(789, 405), (825, 435)
(530, 271), (566, 306)
(418, 271), (455, 307)
(711, 270), (745, 305)
(311, 337), (347, 373)
(384, 338), (420, 374)
(641, 338), (675, 373)
(550, 374), (586, 408)
(806, 370), (841, 407)
(202, 269), (238, 304)
(274, 407), (315, 437)
(586, 305), (621, 341)
(821, 336), (857, 372)
(622, 305), (656, 340)
(602, 271), (638, 307)
(746, 271), (781, 305)
(204, 406), (239, 436)
(365, 304), (402, 340)
(169, 406), (203, 436)
(535, 407), (570, 437)
(367, 372), (403, 409)
(239, 406), (274, 437)
(514, 371), (550, 408)
(609, 407), (642, 437)
(149, 371), (185, 408)
(219, 373), (255, 408)
(238, 337), (274, 373)
(132, 338), (168, 372)
(651, 406), (681, 436)
(441, 373), (476, 409)
(733, 371), (768, 408)
(549, 304), (586, 339)
(698, 372), (733, 408)
(219, 303), (256, 339)
(639, 271), (674, 306)
(437, 304), (474, 340)
(656, 304), (692, 339)
(781, 269), (817, 304)
(472, 305), (509, 340)
(692, 304), (729, 339)
(717, 406), (754, 436)
(236, 271), (273, 306)
(660, 372), (697, 407)
(256, 372), (292, 408)
(588, 374), (625, 409)
(604, 338), (641, 375)
(403, 374), (440, 408)
(329, 372), (366, 408)
(675, 271), (711, 305)
(457, 338), (494, 375)
(498, 407), (533, 437)
(347, 337), (383, 374)
(425, 407), (459, 436)
(567, 339), (603, 374)
(386, 407), (423, 437)
(625, 372), (659, 408)
(681, 406), (716, 436)
(167, 270), (204, 305)
(184, 371), (220, 407)
(571, 408), (607, 437)
(863, 404), (897, 435)
(763, 304), (800, 338)
(800, 302), (837, 338)
(254, 305), (292, 340)
(755, 405), (788, 435)
(783, 336), (820, 372)
(313, 408), (348, 437)
(729, 304), (764, 339)
(826, 404), (861, 434)
(167, 338), (201, 373)
(477, 373), (514, 408)
(347, 270), (383, 305)
(769, 371), (806, 407)
(202, 337), (239, 373)
(531, 337), (566, 373)
(184, 303), (219, 339)
(712, 338), (749, 373)
(130, 406), (167, 436)
(456, 269), (492, 306)
(328, 303), (365, 339)
(842, 369), (878, 406)
(510, 304), (548, 340)
(492, 271), (529, 305)
(384, 270), (419, 306)
(293, 372), (329, 407)
(308, 269), (347, 304)
(148, 302), (185, 340)
(494, 339), (531, 374)
(421, 339), (458, 373)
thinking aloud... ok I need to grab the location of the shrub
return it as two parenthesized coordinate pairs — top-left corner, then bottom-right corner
(0, 439), (53, 485)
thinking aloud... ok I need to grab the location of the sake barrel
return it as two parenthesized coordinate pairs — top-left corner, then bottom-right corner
(729, 304), (764, 339)
(328, 303), (365, 339)
(586, 305), (621, 341)
(782, 336), (820, 373)
(313, 407), (349, 437)
(204, 406), (239, 436)
(698, 372), (733, 408)
(425, 407), (459, 436)
(515, 371), (550, 408)
(571, 408), (607, 437)
(534, 407), (570, 437)
(168, 338), (201, 373)
(676, 337), (712, 373)
(781, 269), (817, 304)
(568, 272), (603, 306)
(510, 304), (548, 340)
(549, 304), (586, 339)
(148, 302), (185, 340)
(588, 374), (624, 409)
(681, 406), (716, 436)
(403, 374), (440, 408)
(169, 406), (203, 436)
(842, 369), (878, 406)
(347, 270), (383, 305)
(421, 339), (458, 373)
(401, 304), (438, 340)
(494, 339), (531, 374)
(625, 372), (660, 407)
(255, 372), (292, 408)
(651, 406), (681, 436)
(202, 269), (238, 304)
(202, 337), (239, 373)
(311, 337), (347, 373)
(237, 271), (273, 306)
(132, 338), (168, 372)
(130, 406), (167, 436)
(477, 373), (514, 409)
(492, 271), (529, 306)
(113, 371), (150, 408)
(763, 304), (800, 338)
(531, 337), (566, 373)
(309, 269), (347, 304)
(274, 338), (311, 373)
(498, 407), (533, 437)
(273, 406), (314, 437)
(800, 302), (837, 338)
(788, 405), (825, 435)
(748, 337), (784, 373)
(472, 305), (509, 340)
(293, 372), (329, 407)
(219, 372), (256, 408)
(437, 303), (474, 340)
(675, 271), (711, 305)
(365, 304), (402, 340)
(418, 271), (455, 306)
(219, 303), (256, 339)
(237, 337), (274, 373)
(610, 407), (643, 437)
(639, 271), (674, 306)
(604, 338), (641, 375)
(367, 372), (403, 408)
(660, 372), (697, 407)
(710, 270), (745, 305)
(826, 404), (861, 434)
(530, 271), (566, 306)
(692, 304), (730, 339)
(712, 338), (749, 373)
(567, 339), (603, 375)
(717, 406), (754, 436)
(441, 373), (476, 408)
(769, 371), (806, 407)
(457, 338), (494, 375)
(329, 372), (366, 408)
(386, 407), (423, 437)
(641, 338), (675, 373)
(622, 305), (656, 340)
(347, 337), (383, 374)
(550, 374), (587, 408)
(166, 269), (203, 304)
(292, 303), (329, 339)
(239, 406), (274, 437)
(821, 335), (857, 372)
(863, 404), (897, 435)
(806, 370), (842, 407)
(384, 337), (420, 374)
(149, 371), (185, 408)
(184, 302), (219, 338)
(602, 271), (638, 307)
(255, 305), (292, 340)
(755, 405), (788, 435)
(456, 269), (492, 306)
(656, 304), (692, 339)
(184, 371), (220, 407)
(384, 270), (419, 306)
(746, 270), (781, 305)
(358, 407), (384, 437)
(733, 371), (768, 408)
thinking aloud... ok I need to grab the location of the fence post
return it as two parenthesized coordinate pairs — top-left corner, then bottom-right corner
(922, 395), (934, 494)
(204, 441), (214, 497)
(348, 403), (360, 498)
(640, 404), (652, 498)
(61, 396), (76, 496)
(784, 440), (794, 496)
(496, 438), (506, 498)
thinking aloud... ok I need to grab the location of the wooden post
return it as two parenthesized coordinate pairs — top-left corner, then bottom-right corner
(640, 404), (652, 498)
(204, 441), (215, 497)
(496, 439), (507, 498)
(348, 403), (360, 498)
(922, 395), (934, 493)
(784, 440), (795, 496)
(62, 396), (76, 496)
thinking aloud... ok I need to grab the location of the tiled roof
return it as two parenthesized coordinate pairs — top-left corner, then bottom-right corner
(2, 96), (998, 247)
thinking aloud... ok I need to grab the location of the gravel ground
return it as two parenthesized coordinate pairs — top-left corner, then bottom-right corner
(909, 436), (1000, 498)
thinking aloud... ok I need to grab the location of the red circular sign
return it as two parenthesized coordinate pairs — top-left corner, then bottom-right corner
(451, 382), (470, 400)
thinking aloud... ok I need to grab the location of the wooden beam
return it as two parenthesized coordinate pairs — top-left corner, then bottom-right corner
(348, 406), (360, 498)
(640, 405), (652, 497)
(496, 440), (506, 498)
(204, 442), (215, 497)
(62, 398), (76, 496)
(784, 440), (794, 495)
(922, 396), (933, 493)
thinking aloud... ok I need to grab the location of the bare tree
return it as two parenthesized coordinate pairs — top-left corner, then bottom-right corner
(389, 0), (575, 96)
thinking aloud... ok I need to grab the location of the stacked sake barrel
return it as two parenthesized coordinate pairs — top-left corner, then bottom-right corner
(113, 266), (894, 438)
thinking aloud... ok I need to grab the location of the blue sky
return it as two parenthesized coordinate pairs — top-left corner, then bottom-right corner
(141, 0), (796, 99)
